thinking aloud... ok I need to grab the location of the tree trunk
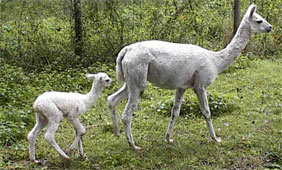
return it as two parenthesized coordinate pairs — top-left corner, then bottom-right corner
(233, 0), (240, 36)
(73, 0), (83, 57)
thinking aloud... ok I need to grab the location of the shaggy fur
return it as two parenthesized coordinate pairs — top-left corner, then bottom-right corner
(28, 72), (112, 163)
(107, 4), (272, 150)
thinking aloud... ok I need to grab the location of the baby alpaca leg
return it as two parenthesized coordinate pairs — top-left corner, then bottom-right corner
(65, 118), (86, 156)
(27, 114), (47, 163)
(69, 129), (85, 158)
(78, 137), (84, 158)
(44, 117), (70, 160)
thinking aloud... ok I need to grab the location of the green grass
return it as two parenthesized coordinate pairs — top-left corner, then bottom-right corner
(1, 59), (282, 169)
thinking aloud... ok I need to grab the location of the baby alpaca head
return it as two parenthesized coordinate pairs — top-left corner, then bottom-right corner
(247, 4), (272, 33)
(86, 72), (112, 87)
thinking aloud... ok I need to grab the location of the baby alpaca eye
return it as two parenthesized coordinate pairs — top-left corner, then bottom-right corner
(256, 20), (263, 24)
(105, 79), (110, 82)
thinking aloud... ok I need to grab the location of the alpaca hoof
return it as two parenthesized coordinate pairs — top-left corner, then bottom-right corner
(33, 159), (48, 165)
(214, 137), (221, 143)
(134, 146), (142, 151)
(33, 160), (41, 164)
(80, 154), (87, 160)
(64, 157), (71, 160)
(165, 135), (174, 143)
(113, 130), (120, 137)
(168, 138), (174, 144)
(62, 155), (71, 160)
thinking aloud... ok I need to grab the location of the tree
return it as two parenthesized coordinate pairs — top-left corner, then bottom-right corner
(233, 0), (240, 36)
(73, 0), (83, 57)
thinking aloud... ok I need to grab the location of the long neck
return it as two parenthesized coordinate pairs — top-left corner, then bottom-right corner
(85, 82), (103, 109)
(215, 14), (252, 73)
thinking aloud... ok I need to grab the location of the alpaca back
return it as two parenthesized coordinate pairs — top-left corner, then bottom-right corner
(33, 92), (87, 117)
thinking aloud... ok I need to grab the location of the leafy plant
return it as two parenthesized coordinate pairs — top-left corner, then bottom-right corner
(1, 0), (281, 71)
(152, 91), (238, 118)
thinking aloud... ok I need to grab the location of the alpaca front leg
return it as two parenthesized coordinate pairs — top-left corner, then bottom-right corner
(194, 87), (221, 142)
(166, 88), (186, 143)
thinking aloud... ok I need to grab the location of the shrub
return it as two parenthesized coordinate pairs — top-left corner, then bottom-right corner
(1, 0), (281, 71)
(153, 92), (238, 119)
(0, 64), (35, 146)
(224, 54), (255, 73)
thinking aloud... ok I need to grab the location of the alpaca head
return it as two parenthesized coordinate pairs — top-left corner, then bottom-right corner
(86, 72), (112, 87)
(247, 4), (272, 33)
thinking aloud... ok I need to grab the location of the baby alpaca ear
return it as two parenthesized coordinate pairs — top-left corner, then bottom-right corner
(249, 4), (256, 17)
(86, 74), (96, 80)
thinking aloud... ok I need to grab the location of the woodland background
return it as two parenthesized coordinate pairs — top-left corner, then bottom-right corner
(0, 0), (282, 169)
(1, 0), (281, 71)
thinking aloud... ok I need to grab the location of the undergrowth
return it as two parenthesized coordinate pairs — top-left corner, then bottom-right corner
(0, 58), (282, 169)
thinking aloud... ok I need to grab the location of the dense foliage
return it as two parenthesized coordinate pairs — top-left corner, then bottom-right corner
(0, 0), (281, 169)
(1, 0), (282, 71)
(1, 58), (282, 169)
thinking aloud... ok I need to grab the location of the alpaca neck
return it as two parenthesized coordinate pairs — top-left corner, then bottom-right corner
(215, 14), (252, 73)
(85, 82), (103, 109)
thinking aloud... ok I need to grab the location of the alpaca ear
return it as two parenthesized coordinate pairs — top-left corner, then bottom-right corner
(86, 74), (96, 79)
(249, 5), (256, 17)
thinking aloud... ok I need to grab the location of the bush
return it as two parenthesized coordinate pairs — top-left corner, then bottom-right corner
(153, 92), (238, 119)
(0, 111), (28, 146)
(224, 54), (254, 73)
(1, 0), (281, 71)
(0, 64), (34, 146)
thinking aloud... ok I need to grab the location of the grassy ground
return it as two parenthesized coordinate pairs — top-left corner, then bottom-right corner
(1, 59), (282, 169)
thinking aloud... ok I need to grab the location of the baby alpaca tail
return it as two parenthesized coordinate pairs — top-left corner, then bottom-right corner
(116, 47), (127, 83)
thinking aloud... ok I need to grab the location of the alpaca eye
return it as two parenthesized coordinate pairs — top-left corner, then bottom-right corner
(256, 20), (263, 24)
(105, 79), (110, 82)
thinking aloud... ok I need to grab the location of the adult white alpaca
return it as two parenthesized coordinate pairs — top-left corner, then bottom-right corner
(107, 4), (272, 150)
(28, 72), (112, 163)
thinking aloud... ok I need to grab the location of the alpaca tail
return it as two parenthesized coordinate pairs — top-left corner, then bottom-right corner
(116, 47), (128, 83)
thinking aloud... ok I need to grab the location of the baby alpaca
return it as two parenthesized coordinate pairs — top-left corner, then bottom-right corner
(27, 72), (112, 163)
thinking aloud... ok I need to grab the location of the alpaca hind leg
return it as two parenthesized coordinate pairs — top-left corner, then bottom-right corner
(122, 88), (142, 150)
(27, 114), (47, 163)
(44, 117), (70, 159)
(194, 87), (221, 142)
(166, 88), (186, 143)
(107, 83), (128, 136)
(121, 55), (148, 150)
(65, 118), (86, 155)
(78, 138), (84, 158)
